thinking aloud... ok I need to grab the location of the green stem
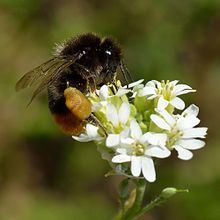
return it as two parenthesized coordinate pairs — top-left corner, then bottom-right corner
(114, 186), (188, 220)
(122, 179), (147, 220)
(112, 211), (123, 220)
(134, 194), (163, 219)
(135, 188), (188, 219)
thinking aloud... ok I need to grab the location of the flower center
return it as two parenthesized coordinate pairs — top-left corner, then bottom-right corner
(167, 124), (184, 149)
(157, 80), (175, 100)
(132, 142), (145, 156)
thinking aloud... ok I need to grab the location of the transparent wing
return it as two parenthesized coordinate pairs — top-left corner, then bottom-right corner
(15, 57), (75, 91)
(28, 60), (76, 106)
(15, 54), (81, 105)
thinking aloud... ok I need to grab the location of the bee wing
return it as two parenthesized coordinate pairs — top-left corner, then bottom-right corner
(15, 58), (58, 91)
(15, 52), (84, 105)
(27, 59), (75, 106)
(15, 56), (77, 91)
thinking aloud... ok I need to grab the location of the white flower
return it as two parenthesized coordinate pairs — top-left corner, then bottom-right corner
(71, 78), (208, 182)
(92, 83), (135, 111)
(106, 102), (130, 128)
(150, 104), (208, 160)
(108, 120), (170, 182)
(140, 80), (196, 110)
(91, 85), (109, 111)
(116, 79), (145, 97)
(97, 80), (144, 100)
(106, 127), (130, 148)
(72, 124), (104, 142)
(98, 85), (109, 100)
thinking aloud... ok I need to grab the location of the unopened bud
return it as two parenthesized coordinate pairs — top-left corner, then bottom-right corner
(161, 187), (177, 199)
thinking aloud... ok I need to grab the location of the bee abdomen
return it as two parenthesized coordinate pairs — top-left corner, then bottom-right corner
(51, 87), (92, 135)
(53, 112), (85, 135)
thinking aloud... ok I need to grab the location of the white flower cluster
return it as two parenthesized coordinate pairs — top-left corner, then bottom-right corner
(72, 80), (207, 182)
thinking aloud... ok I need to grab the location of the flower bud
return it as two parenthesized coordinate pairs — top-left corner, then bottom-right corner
(161, 187), (177, 199)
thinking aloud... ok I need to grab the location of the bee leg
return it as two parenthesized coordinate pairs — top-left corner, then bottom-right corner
(107, 75), (117, 95)
(119, 60), (133, 86)
(64, 87), (92, 121)
(86, 114), (107, 136)
(71, 63), (97, 92)
(87, 76), (97, 94)
(111, 79), (118, 95)
(72, 63), (93, 79)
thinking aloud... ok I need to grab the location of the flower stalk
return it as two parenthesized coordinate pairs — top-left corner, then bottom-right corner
(121, 179), (147, 220)
(134, 187), (188, 219)
(114, 181), (188, 220)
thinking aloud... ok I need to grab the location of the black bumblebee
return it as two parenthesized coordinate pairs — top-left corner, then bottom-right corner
(16, 33), (132, 134)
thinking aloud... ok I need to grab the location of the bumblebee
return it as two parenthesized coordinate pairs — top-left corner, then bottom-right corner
(16, 33), (131, 135)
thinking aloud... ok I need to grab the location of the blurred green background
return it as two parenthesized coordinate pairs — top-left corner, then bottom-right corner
(0, 0), (219, 219)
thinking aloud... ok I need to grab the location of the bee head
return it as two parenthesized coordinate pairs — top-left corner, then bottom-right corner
(100, 37), (122, 63)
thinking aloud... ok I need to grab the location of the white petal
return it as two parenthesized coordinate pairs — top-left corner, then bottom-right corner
(174, 145), (193, 160)
(131, 156), (142, 177)
(73, 124), (103, 142)
(151, 80), (161, 88)
(176, 89), (196, 96)
(182, 127), (208, 139)
(150, 114), (170, 130)
(128, 79), (144, 88)
(157, 97), (169, 110)
(118, 102), (130, 124)
(112, 154), (131, 163)
(156, 109), (175, 126)
(145, 146), (171, 158)
(131, 92), (138, 98)
(72, 134), (92, 142)
(147, 94), (157, 100)
(177, 116), (200, 130)
(130, 119), (142, 139)
(121, 137), (134, 146)
(170, 80), (179, 86)
(145, 80), (157, 88)
(182, 104), (199, 117)
(120, 127), (130, 138)
(141, 132), (167, 147)
(141, 157), (156, 182)
(139, 132), (151, 144)
(121, 138), (135, 150)
(116, 88), (130, 96)
(140, 86), (156, 96)
(173, 84), (193, 96)
(92, 102), (102, 112)
(116, 148), (127, 154)
(177, 139), (205, 150)
(106, 103), (119, 127)
(132, 84), (144, 93)
(170, 97), (185, 110)
(150, 133), (167, 147)
(99, 85), (109, 100)
(106, 134), (120, 147)
(86, 124), (99, 137)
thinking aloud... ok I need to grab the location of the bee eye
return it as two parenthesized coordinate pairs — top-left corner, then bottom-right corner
(105, 50), (112, 55)
(82, 47), (91, 54)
